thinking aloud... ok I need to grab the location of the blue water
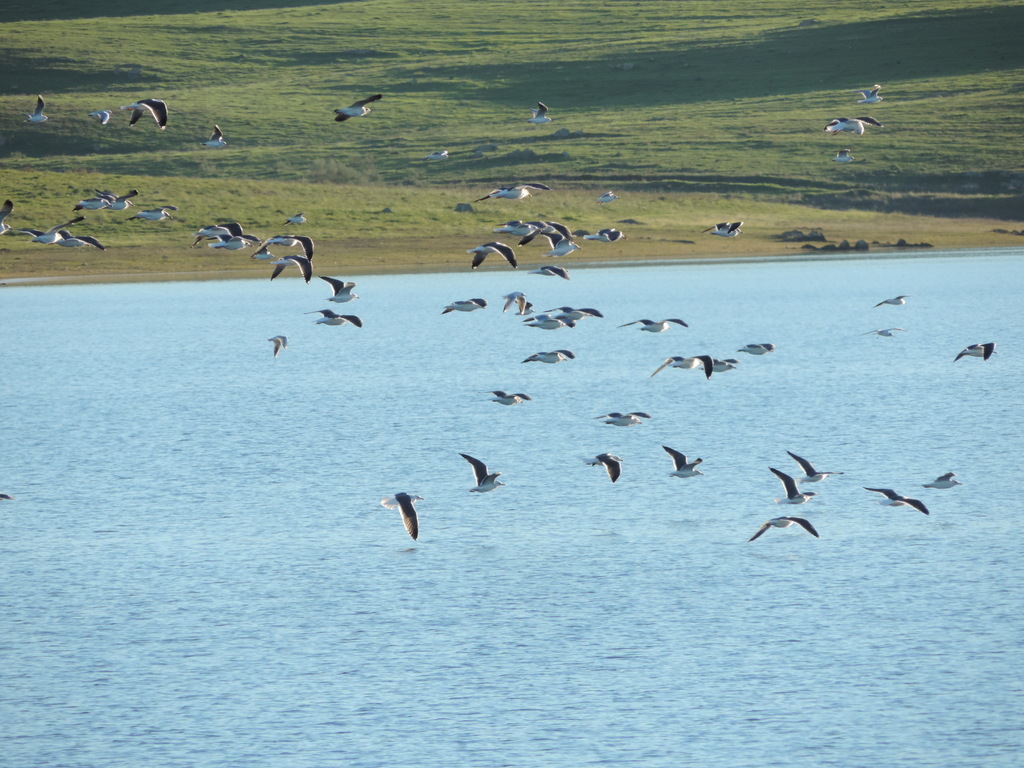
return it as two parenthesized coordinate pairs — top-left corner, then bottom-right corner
(2, 250), (1022, 767)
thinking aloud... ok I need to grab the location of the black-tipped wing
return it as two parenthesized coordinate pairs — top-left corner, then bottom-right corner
(783, 517), (820, 537)
(459, 453), (490, 486)
(662, 445), (691, 471)
(770, 467), (800, 498)
(864, 487), (900, 500)
(748, 522), (772, 542)
(786, 450), (816, 476)
(695, 355), (714, 379)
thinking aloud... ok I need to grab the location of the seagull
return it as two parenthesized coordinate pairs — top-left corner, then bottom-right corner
(832, 148), (855, 163)
(284, 213), (306, 225)
(619, 318), (688, 333)
(268, 335), (288, 358)
(543, 306), (603, 322)
(770, 467), (818, 505)
(424, 150), (449, 160)
(494, 220), (539, 237)
(307, 309), (363, 327)
(662, 446), (704, 478)
(191, 222), (247, 247)
(270, 255), (313, 283)
(129, 206), (178, 221)
(518, 221), (572, 245)
(459, 453), (505, 492)
(737, 343), (776, 355)
(475, 183), (551, 202)
(583, 228), (627, 242)
(73, 194), (114, 211)
(25, 95), (47, 123)
(380, 492), (423, 540)
(502, 291), (533, 315)
(596, 191), (618, 204)
(524, 313), (576, 330)
(467, 241), (517, 270)
(250, 244), (276, 260)
(16, 216), (85, 243)
(704, 221), (743, 237)
(713, 358), (740, 372)
(54, 232), (106, 250)
(786, 450), (843, 483)
(537, 232), (580, 258)
(94, 189), (139, 210)
(649, 354), (714, 379)
(853, 84), (883, 104)
(258, 234), (314, 260)
(596, 412), (651, 427)
(526, 102), (552, 124)
(334, 94), (382, 121)
(748, 517), (820, 542)
(88, 109), (113, 125)
(208, 234), (260, 250)
(201, 124), (226, 148)
(121, 98), (168, 129)
(529, 265), (570, 280)
(954, 342), (996, 362)
(442, 298), (487, 314)
(319, 276), (359, 303)
(863, 328), (906, 337)
(0, 199), (13, 235)
(923, 472), (962, 490)
(873, 295), (908, 307)
(864, 487), (930, 515)
(522, 349), (575, 364)
(586, 453), (622, 483)
(824, 116), (883, 135)
(486, 390), (532, 405)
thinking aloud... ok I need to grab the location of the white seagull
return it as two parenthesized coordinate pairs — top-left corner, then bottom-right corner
(494, 220), (539, 237)
(524, 313), (576, 330)
(54, 232), (105, 250)
(78, 189), (138, 211)
(543, 306), (603, 322)
(424, 150), (449, 160)
(121, 98), (168, 129)
(380, 493), (423, 540)
(467, 241), (517, 270)
(460, 453), (505, 492)
(529, 265), (570, 280)
(833, 148), (855, 163)
(307, 309), (363, 327)
(284, 213), (306, 226)
(748, 517), (819, 542)
(270, 255), (313, 283)
(583, 228), (626, 242)
(16, 216), (85, 244)
(129, 206), (178, 221)
(596, 411), (652, 427)
(619, 318), (688, 333)
(89, 109), (113, 125)
(320, 276), (359, 303)
(824, 116), (883, 135)
(268, 335), (288, 358)
(863, 328), (907, 337)
(526, 102), (552, 124)
(738, 343), (776, 355)
(662, 446), (704, 478)
(539, 232), (581, 258)
(502, 291), (533, 315)
(209, 234), (260, 250)
(586, 453), (622, 483)
(786, 450), (843, 483)
(873, 295), (908, 307)
(853, 84), (883, 104)
(704, 221), (743, 237)
(191, 222), (248, 247)
(442, 298), (487, 314)
(25, 95), (47, 123)
(596, 191), (618, 204)
(771, 467), (818, 505)
(334, 94), (382, 122)
(864, 487), (930, 515)
(486, 390), (532, 406)
(201, 124), (226, 148)
(954, 342), (996, 362)
(475, 183), (551, 202)
(649, 354), (714, 379)
(518, 221), (572, 245)
(923, 472), (962, 490)
(522, 349), (575, 364)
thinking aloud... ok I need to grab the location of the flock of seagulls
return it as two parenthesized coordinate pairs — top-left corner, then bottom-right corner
(5, 86), (999, 537)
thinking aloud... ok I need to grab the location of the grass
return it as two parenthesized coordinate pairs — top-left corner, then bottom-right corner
(0, 0), (1021, 279)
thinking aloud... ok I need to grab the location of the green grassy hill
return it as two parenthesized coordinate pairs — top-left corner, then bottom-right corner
(1, 0), (1022, 275)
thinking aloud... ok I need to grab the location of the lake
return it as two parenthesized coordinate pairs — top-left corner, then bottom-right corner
(1, 249), (1022, 768)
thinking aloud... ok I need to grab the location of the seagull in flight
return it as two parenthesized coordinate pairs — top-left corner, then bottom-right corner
(424, 150), (449, 160)
(873, 295), (908, 307)
(586, 453), (622, 483)
(923, 472), (962, 490)
(748, 517), (819, 542)
(129, 206), (177, 221)
(583, 228), (627, 242)
(786, 450), (843, 483)
(522, 349), (575, 364)
(320, 276), (359, 303)
(121, 98), (168, 129)
(662, 446), (704, 478)
(954, 342), (996, 362)
(704, 221), (743, 237)
(307, 309), (363, 327)
(89, 109), (113, 125)
(16, 216), (86, 243)
(771, 467), (817, 504)
(334, 94), (382, 121)
(0, 199), (15, 235)
(467, 241), (517, 269)
(852, 84), (883, 104)
(528, 265), (570, 280)
(526, 102), (552, 124)
(619, 318), (688, 333)
(833, 148), (855, 163)
(442, 298), (487, 314)
(285, 213), (306, 225)
(270, 255), (313, 283)
(864, 488), (930, 515)
(201, 124), (226, 148)
(475, 183), (551, 202)
(486, 390), (532, 406)
(460, 453), (505, 492)
(25, 95), (47, 123)
(650, 355), (714, 379)
(863, 328), (906, 337)
(595, 191), (618, 204)
(268, 335), (288, 358)
(596, 412), (651, 427)
(502, 291), (533, 315)
(824, 116), (883, 135)
(380, 493), (423, 540)
(737, 343), (776, 355)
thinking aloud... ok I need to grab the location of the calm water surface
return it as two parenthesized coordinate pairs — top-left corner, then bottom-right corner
(2, 250), (1022, 767)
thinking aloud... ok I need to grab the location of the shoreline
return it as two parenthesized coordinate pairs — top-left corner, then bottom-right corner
(2, 243), (1020, 288)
